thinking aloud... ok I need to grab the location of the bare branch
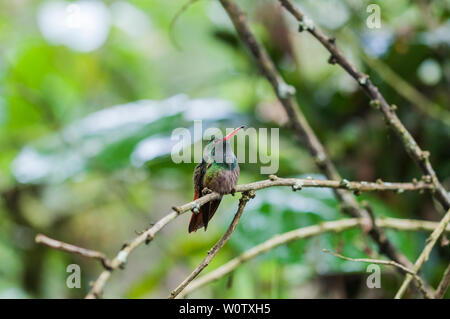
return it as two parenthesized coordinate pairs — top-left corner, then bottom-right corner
(395, 209), (450, 298)
(323, 249), (414, 274)
(269, 6), (450, 297)
(322, 249), (432, 299)
(354, 42), (450, 126)
(236, 176), (432, 193)
(35, 234), (112, 270)
(435, 263), (450, 299)
(376, 218), (450, 233)
(218, 0), (417, 290)
(168, 190), (255, 299)
(178, 217), (450, 298)
(33, 175), (425, 298)
(169, 0), (202, 49)
(277, 0), (449, 212)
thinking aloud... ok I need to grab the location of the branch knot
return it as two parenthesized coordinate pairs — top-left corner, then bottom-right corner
(340, 178), (351, 189)
(298, 15), (314, 32)
(292, 180), (303, 191)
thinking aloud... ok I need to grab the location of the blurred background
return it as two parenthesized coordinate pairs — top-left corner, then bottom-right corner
(0, 0), (449, 298)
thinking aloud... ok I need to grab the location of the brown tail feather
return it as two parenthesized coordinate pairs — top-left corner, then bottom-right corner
(188, 198), (222, 233)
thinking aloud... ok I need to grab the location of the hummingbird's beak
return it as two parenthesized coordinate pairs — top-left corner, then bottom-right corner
(223, 125), (245, 141)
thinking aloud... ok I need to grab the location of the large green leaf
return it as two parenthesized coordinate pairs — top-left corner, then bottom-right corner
(11, 95), (236, 184)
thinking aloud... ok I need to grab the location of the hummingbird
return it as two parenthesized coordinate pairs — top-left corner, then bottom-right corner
(189, 126), (245, 233)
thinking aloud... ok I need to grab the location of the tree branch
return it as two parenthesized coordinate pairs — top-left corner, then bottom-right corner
(83, 198), (212, 299)
(34, 175), (429, 298)
(435, 263), (450, 299)
(35, 234), (112, 270)
(277, 0), (449, 212)
(235, 175), (432, 193)
(322, 249), (432, 299)
(395, 209), (450, 298)
(177, 217), (450, 298)
(218, 0), (417, 290)
(350, 36), (450, 126)
(168, 190), (255, 299)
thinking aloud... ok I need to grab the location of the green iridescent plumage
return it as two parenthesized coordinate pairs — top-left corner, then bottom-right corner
(189, 127), (243, 233)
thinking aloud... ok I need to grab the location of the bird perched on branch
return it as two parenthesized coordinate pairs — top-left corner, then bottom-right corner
(189, 126), (244, 233)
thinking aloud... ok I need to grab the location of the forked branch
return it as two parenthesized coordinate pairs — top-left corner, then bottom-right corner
(34, 176), (432, 298)
(323, 249), (432, 299)
(218, 0), (419, 291)
(277, 0), (449, 212)
(395, 209), (450, 298)
(168, 190), (255, 299)
(177, 217), (450, 298)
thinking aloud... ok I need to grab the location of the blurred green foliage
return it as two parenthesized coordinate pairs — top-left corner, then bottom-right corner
(0, 0), (449, 298)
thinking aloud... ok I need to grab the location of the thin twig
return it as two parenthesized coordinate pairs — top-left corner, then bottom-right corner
(178, 217), (450, 298)
(352, 38), (450, 126)
(376, 217), (450, 232)
(435, 263), (450, 299)
(218, 0), (418, 291)
(395, 209), (450, 298)
(169, 0), (202, 49)
(35, 234), (112, 270)
(322, 249), (432, 299)
(168, 190), (255, 299)
(278, 0), (449, 212)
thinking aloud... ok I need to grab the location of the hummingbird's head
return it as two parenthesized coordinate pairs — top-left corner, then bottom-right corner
(204, 125), (245, 164)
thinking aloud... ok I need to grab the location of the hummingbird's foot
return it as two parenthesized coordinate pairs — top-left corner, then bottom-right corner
(230, 188), (237, 196)
(202, 187), (212, 195)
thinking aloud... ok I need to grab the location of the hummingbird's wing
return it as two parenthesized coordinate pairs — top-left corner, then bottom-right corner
(201, 198), (222, 231)
(193, 160), (206, 200)
(189, 161), (207, 232)
(189, 161), (222, 233)
(189, 197), (222, 233)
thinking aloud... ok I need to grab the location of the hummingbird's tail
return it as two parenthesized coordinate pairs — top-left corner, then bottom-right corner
(188, 198), (222, 233)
